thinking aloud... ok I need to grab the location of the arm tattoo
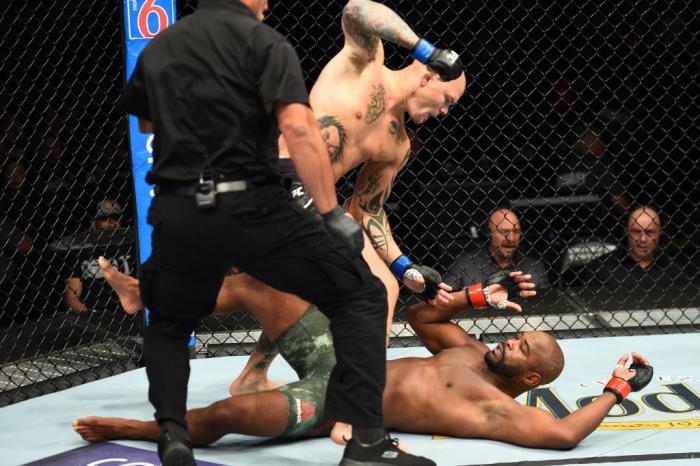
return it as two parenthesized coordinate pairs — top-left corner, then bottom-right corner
(318, 115), (347, 164)
(254, 333), (278, 370)
(360, 173), (381, 196)
(364, 84), (387, 124)
(359, 188), (391, 254)
(342, 0), (420, 53)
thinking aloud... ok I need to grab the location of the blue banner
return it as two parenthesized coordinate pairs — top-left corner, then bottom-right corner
(122, 0), (175, 264)
(122, 1), (194, 345)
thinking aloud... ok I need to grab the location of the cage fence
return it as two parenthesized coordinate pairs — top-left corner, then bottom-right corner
(0, 0), (698, 406)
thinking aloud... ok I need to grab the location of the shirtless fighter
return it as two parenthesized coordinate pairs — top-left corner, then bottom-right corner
(104, 0), (467, 334)
(74, 271), (653, 451)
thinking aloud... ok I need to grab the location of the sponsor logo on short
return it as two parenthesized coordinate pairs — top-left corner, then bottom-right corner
(295, 399), (316, 424)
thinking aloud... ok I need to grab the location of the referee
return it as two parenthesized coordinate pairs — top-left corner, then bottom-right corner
(121, 1), (432, 465)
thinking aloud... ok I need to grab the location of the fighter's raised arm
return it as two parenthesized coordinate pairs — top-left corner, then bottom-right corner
(407, 271), (537, 354)
(341, 0), (463, 80)
(465, 353), (653, 449)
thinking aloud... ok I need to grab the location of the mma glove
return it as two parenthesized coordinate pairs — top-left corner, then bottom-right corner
(603, 362), (654, 404)
(390, 255), (442, 301)
(321, 206), (363, 256)
(412, 38), (464, 81)
(465, 270), (520, 310)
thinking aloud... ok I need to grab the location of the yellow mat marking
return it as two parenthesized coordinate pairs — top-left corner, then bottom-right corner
(431, 419), (700, 439)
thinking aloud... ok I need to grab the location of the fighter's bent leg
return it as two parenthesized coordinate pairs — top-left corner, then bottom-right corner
(229, 332), (284, 396)
(359, 229), (399, 344)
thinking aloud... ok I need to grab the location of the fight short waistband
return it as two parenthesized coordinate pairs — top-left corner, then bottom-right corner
(155, 180), (248, 196)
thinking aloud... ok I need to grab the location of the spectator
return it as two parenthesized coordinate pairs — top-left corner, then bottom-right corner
(64, 200), (134, 313)
(580, 205), (689, 289)
(444, 208), (550, 290)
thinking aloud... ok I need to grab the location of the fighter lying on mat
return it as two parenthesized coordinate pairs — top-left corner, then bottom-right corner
(74, 271), (653, 449)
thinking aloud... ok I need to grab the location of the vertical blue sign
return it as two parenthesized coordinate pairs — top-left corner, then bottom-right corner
(122, 0), (175, 264)
(123, 1), (194, 346)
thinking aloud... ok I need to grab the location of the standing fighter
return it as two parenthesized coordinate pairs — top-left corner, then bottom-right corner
(105, 0), (467, 333)
(119, 0), (440, 464)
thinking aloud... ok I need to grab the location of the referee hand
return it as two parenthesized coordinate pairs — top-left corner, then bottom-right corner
(322, 206), (363, 256)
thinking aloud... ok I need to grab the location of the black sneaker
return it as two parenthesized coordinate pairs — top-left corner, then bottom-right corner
(157, 423), (195, 466)
(339, 435), (436, 466)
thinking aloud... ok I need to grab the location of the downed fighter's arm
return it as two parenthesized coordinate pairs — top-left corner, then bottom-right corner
(408, 271), (536, 353)
(406, 292), (474, 354)
(475, 394), (617, 450)
(341, 0), (420, 67)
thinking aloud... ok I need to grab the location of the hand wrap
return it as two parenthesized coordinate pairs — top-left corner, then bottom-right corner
(603, 362), (654, 404)
(466, 270), (519, 310)
(390, 255), (442, 301)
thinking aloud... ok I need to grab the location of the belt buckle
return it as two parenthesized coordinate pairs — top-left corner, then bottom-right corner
(195, 179), (216, 210)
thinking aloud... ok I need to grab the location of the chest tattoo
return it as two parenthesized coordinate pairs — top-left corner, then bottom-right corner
(364, 84), (387, 124)
(318, 116), (348, 164)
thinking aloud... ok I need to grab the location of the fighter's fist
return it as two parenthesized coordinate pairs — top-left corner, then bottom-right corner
(426, 48), (463, 81)
(604, 353), (654, 404)
(466, 270), (536, 312)
(322, 206), (363, 256)
(412, 38), (464, 82)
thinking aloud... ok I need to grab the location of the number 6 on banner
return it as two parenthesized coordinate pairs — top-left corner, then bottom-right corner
(138, 0), (170, 38)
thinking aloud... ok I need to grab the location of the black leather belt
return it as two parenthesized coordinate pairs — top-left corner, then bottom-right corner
(156, 180), (248, 196)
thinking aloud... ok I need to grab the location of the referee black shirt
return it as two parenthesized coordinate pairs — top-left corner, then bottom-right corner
(121, 0), (309, 185)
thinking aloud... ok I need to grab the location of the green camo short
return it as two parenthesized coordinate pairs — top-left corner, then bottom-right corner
(276, 305), (337, 438)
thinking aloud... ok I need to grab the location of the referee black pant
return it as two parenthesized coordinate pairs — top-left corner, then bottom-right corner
(140, 185), (387, 430)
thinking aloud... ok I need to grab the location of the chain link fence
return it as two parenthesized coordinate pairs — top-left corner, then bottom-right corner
(1, 0), (698, 406)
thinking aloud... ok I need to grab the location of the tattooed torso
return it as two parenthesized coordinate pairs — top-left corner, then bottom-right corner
(279, 51), (410, 182)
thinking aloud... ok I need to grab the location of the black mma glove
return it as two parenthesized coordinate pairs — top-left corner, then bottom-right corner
(466, 269), (519, 310)
(412, 38), (464, 81)
(603, 362), (654, 404)
(321, 206), (363, 256)
(389, 256), (442, 301)
(406, 264), (442, 301)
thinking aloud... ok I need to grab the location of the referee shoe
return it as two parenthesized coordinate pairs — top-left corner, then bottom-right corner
(339, 434), (436, 466)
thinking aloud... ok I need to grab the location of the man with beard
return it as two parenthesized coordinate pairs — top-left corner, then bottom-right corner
(73, 271), (653, 450)
(444, 208), (550, 291)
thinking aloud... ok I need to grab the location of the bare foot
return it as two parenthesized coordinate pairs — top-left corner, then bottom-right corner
(99, 256), (143, 314)
(73, 416), (134, 443)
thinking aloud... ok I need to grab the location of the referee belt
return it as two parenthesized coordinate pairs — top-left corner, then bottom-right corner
(155, 180), (248, 196)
